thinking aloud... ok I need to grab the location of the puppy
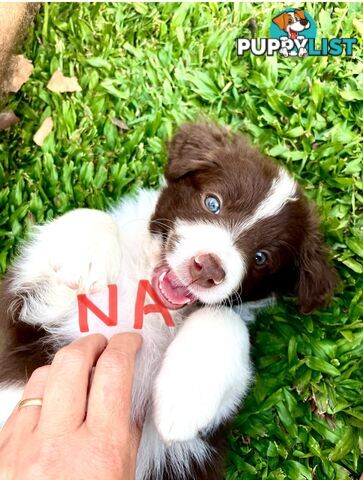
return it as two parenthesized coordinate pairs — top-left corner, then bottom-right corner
(272, 9), (310, 57)
(0, 123), (336, 480)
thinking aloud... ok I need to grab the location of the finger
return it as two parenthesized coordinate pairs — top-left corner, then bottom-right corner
(39, 334), (107, 434)
(86, 333), (142, 437)
(15, 366), (50, 434)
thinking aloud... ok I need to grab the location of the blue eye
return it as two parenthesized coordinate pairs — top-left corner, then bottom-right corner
(204, 195), (220, 214)
(255, 250), (268, 266)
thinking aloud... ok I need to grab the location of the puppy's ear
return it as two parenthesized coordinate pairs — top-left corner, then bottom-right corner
(166, 123), (229, 181)
(295, 9), (305, 20)
(272, 12), (287, 31)
(296, 208), (337, 313)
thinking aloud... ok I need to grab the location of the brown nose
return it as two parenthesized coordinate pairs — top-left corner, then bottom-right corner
(189, 254), (225, 289)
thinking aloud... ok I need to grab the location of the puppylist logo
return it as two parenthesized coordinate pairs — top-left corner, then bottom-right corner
(237, 7), (357, 57)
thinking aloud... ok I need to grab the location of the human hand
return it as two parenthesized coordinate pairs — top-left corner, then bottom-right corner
(0, 333), (142, 480)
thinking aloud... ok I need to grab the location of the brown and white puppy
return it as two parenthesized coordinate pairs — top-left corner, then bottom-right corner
(0, 122), (336, 480)
(272, 9), (310, 57)
(152, 123), (335, 314)
(272, 9), (310, 40)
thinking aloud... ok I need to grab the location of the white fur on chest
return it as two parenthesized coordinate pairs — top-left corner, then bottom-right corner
(45, 189), (185, 420)
(2, 188), (256, 480)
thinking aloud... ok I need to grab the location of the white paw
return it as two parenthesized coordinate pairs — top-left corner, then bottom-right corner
(299, 48), (307, 57)
(51, 240), (120, 293)
(154, 403), (197, 443)
(43, 209), (121, 293)
(153, 307), (252, 444)
(153, 372), (219, 443)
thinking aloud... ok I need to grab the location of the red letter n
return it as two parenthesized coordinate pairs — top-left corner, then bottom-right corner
(77, 284), (118, 333)
(134, 280), (175, 330)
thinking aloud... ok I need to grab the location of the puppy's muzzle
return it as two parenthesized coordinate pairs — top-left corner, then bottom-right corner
(189, 254), (226, 288)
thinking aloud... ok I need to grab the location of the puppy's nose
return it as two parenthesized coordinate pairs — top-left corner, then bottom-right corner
(189, 254), (225, 289)
(300, 18), (308, 26)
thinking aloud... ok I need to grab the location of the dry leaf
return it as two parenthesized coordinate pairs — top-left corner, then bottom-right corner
(5, 55), (33, 93)
(111, 117), (128, 131)
(33, 117), (53, 146)
(47, 70), (82, 93)
(0, 111), (19, 130)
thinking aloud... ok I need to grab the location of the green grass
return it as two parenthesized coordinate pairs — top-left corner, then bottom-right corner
(1, 3), (362, 479)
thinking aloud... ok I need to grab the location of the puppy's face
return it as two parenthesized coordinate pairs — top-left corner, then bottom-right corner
(273, 10), (310, 38)
(150, 123), (336, 313)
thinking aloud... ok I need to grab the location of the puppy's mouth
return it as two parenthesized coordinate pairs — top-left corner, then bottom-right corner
(289, 28), (299, 39)
(151, 266), (196, 310)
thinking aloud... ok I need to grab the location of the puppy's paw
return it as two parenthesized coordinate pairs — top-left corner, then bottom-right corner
(52, 239), (120, 293)
(153, 370), (218, 443)
(45, 209), (121, 293)
(154, 398), (199, 443)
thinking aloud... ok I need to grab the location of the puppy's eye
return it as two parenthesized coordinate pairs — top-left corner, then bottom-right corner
(255, 250), (268, 266)
(204, 195), (220, 214)
(288, 18), (293, 24)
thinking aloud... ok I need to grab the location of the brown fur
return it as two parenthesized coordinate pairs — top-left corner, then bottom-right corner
(272, 9), (307, 32)
(0, 121), (337, 480)
(151, 122), (337, 314)
(0, 272), (57, 386)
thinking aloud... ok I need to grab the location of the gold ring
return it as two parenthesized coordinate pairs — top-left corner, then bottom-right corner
(18, 398), (43, 409)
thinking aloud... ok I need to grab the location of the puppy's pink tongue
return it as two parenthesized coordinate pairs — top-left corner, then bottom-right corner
(160, 270), (193, 306)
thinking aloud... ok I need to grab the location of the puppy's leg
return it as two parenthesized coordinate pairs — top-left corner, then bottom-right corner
(279, 36), (289, 57)
(298, 47), (307, 57)
(5, 208), (121, 327)
(14, 209), (121, 293)
(153, 307), (252, 443)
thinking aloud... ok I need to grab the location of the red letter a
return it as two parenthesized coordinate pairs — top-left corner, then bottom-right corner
(78, 284), (118, 333)
(134, 280), (175, 330)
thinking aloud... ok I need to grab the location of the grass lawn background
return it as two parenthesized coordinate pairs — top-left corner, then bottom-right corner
(0, 3), (362, 479)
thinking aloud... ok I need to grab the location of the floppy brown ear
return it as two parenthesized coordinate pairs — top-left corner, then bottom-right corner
(166, 123), (229, 181)
(295, 9), (305, 20)
(272, 12), (287, 31)
(296, 211), (338, 313)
